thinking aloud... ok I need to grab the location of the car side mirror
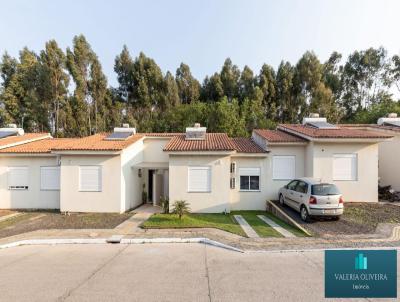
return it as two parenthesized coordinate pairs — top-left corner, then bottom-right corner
(284, 185), (288, 189)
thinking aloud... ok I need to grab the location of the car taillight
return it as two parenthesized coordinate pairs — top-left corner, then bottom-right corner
(339, 197), (344, 204)
(309, 196), (317, 204)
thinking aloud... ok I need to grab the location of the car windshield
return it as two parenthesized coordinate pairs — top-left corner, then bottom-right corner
(311, 184), (340, 196)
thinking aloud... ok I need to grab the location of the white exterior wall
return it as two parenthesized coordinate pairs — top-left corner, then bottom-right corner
(121, 139), (144, 212)
(378, 134), (400, 190)
(0, 156), (60, 209)
(310, 142), (379, 203)
(229, 156), (268, 210)
(168, 154), (231, 213)
(143, 138), (170, 163)
(60, 155), (122, 213)
(266, 146), (306, 200)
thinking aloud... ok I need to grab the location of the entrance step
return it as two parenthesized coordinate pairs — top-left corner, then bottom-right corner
(257, 215), (296, 238)
(233, 215), (259, 238)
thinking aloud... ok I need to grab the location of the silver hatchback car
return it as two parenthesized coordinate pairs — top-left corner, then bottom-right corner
(278, 178), (344, 222)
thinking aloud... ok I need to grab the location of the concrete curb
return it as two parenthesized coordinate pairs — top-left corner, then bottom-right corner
(121, 237), (244, 253)
(0, 237), (244, 253)
(246, 246), (400, 254)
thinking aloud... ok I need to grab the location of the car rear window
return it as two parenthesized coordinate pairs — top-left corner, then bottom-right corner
(311, 184), (340, 196)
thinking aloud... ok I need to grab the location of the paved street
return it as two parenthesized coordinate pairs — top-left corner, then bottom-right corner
(0, 243), (398, 302)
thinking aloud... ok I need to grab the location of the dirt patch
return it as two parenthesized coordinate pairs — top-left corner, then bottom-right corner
(272, 201), (400, 237)
(0, 210), (16, 217)
(0, 211), (132, 239)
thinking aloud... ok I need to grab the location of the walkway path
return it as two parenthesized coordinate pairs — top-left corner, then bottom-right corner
(233, 215), (259, 238)
(114, 204), (161, 232)
(257, 215), (295, 238)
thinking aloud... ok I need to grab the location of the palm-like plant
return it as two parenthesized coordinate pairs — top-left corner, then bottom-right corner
(172, 200), (190, 219)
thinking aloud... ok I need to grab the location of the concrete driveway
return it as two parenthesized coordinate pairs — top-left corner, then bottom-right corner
(0, 244), (398, 302)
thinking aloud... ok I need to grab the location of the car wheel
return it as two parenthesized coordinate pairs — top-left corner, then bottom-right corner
(300, 206), (310, 222)
(279, 194), (285, 206)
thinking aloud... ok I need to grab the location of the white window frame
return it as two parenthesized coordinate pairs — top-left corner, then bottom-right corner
(272, 155), (296, 180)
(40, 166), (60, 191)
(333, 153), (358, 181)
(187, 166), (211, 193)
(79, 165), (102, 192)
(239, 167), (261, 192)
(7, 166), (29, 190)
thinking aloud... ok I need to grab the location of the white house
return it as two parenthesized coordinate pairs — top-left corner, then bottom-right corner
(342, 113), (400, 191)
(0, 117), (393, 213)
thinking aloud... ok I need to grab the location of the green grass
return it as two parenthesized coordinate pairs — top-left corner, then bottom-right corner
(142, 210), (308, 238)
(232, 211), (282, 237)
(142, 213), (246, 236)
(231, 211), (307, 238)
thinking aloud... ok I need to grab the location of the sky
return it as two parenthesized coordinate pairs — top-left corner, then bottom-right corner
(1, 0), (400, 87)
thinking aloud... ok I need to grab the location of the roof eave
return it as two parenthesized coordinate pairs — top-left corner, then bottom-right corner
(267, 141), (308, 146)
(231, 152), (268, 157)
(0, 152), (55, 157)
(51, 150), (122, 155)
(277, 125), (392, 143)
(164, 150), (235, 155)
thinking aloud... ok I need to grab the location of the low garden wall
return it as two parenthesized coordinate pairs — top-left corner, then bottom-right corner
(266, 200), (311, 236)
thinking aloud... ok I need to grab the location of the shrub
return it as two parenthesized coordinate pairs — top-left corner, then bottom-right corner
(160, 196), (169, 214)
(172, 200), (190, 219)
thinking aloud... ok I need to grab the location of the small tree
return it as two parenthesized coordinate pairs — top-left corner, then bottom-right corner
(172, 200), (190, 219)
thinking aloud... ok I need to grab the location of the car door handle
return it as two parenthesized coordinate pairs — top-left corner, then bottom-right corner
(300, 195), (303, 198)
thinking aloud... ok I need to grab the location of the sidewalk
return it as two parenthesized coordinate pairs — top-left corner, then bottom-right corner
(1, 205), (400, 251)
(1, 222), (400, 251)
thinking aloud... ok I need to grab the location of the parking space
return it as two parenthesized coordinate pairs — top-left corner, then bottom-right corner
(273, 200), (400, 236)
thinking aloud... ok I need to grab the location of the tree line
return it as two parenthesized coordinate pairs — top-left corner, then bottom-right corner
(1, 34), (400, 137)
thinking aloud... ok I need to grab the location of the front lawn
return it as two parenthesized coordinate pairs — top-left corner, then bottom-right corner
(142, 213), (246, 236)
(0, 211), (133, 239)
(142, 211), (307, 237)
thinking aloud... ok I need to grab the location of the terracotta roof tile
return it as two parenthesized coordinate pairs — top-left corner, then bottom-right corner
(253, 129), (306, 143)
(278, 124), (393, 139)
(341, 124), (400, 133)
(164, 133), (236, 152)
(0, 133), (50, 149)
(231, 138), (266, 153)
(0, 138), (77, 153)
(52, 133), (144, 151)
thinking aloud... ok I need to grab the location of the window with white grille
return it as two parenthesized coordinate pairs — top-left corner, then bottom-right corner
(239, 168), (260, 191)
(8, 167), (29, 190)
(272, 156), (295, 180)
(188, 166), (211, 192)
(40, 166), (60, 190)
(79, 166), (102, 192)
(333, 154), (357, 181)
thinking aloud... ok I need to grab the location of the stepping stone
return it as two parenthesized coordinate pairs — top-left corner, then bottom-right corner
(233, 215), (259, 238)
(257, 215), (296, 238)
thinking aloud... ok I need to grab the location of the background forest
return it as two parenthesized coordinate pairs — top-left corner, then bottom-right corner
(1, 34), (400, 137)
